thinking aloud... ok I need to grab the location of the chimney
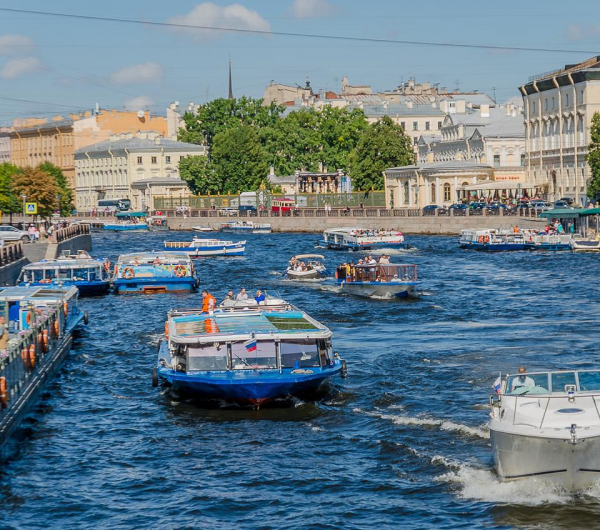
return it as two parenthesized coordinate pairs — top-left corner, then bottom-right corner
(480, 104), (490, 118)
(456, 100), (466, 114)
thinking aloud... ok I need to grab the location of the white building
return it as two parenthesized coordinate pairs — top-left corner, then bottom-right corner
(75, 131), (207, 211)
(520, 56), (600, 203)
(0, 129), (10, 164)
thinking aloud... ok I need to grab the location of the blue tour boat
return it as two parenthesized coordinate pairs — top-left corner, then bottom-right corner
(336, 262), (418, 298)
(459, 229), (534, 251)
(103, 212), (148, 231)
(16, 251), (111, 296)
(154, 294), (346, 407)
(163, 237), (246, 257)
(112, 252), (199, 294)
(321, 227), (409, 250)
(220, 221), (272, 234)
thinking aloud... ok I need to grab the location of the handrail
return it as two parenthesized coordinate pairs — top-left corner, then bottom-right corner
(51, 223), (91, 243)
(0, 242), (24, 267)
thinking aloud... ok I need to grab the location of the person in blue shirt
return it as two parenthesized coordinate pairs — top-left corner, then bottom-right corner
(255, 290), (265, 304)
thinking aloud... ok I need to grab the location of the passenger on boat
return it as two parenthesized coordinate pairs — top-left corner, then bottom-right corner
(236, 288), (248, 301)
(378, 255), (390, 264)
(222, 290), (234, 303)
(289, 256), (298, 268)
(511, 366), (535, 392)
(337, 264), (347, 280)
(513, 225), (519, 234)
(201, 290), (216, 313)
(255, 290), (265, 303)
(0, 315), (8, 354)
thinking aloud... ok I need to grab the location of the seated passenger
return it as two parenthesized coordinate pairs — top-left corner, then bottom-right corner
(511, 366), (535, 391)
(255, 290), (265, 303)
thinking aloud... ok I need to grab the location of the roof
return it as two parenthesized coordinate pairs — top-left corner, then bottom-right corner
(268, 174), (296, 184)
(12, 118), (74, 135)
(131, 177), (187, 188)
(386, 160), (494, 173)
(358, 104), (445, 117)
(539, 207), (600, 219)
(116, 211), (147, 218)
(76, 136), (207, 155)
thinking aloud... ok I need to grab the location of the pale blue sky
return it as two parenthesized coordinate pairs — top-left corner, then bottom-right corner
(0, 0), (599, 125)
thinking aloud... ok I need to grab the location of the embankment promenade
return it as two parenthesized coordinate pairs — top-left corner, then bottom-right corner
(79, 208), (545, 234)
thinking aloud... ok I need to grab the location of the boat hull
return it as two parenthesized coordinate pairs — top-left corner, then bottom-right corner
(571, 240), (600, 252)
(113, 277), (198, 294)
(320, 240), (408, 251)
(103, 224), (148, 231)
(286, 269), (326, 280)
(459, 242), (534, 252)
(163, 245), (245, 257)
(158, 361), (343, 406)
(338, 280), (417, 298)
(490, 428), (600, 489)
(18, 280), (110, 296)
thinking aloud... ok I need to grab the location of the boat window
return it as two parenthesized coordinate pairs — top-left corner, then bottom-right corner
(32, 270), (46, 282)
(577, 371), (600, 392)
(231, 341), (276, 370)
(507, 373), (549, 395)
(280, 339), (321, 368)
(550, 371), (577, 393)
(187, 344), (227, 371)
(58, 268), (72, 280)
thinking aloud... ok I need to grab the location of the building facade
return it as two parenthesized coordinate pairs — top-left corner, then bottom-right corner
(520, 56), (600, 204)
(75, 132), (207, 211)
(0, 129), (10, 164)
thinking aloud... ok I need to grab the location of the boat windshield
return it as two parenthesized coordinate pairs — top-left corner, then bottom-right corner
(231, 341), (277, 370)
(187, 344), (227, 371)
(506, 370), (594, 394)
(280, 339), (321, 368)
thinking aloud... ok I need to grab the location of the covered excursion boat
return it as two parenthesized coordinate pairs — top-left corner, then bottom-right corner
(459, 229), (534, 251)
(112, 252), (198, 294)
(285, 254), (327, 280)
(17, 253), (111, 296)
(337, 262), (418, 298)
(490, 369), (600, 490)
(163, 238), (246, 257)
(154, 294), (346, 407)
(103, 212), (148, 231)
(220, 221), (272, 234)
(321, 227), (409, 250)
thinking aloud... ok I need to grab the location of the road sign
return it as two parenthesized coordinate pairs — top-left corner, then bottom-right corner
(25, 202), (37, 214)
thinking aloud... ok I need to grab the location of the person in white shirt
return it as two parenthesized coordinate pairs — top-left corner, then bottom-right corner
(511, 366), (535, 392)
(236, 288), (248, 301)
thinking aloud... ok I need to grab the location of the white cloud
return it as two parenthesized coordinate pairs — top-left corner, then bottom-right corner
(166, 3), (271, 41)
(290, 0), (333, 18)
(0, 34), (36, 55)
(566, 23), (600, 42)
(0, 57), (41, 79)
(123, 96), (154, 110)
(111, 62), (164, 84)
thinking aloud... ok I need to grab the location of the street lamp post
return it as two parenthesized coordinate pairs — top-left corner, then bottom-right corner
(21, 194), (27, 219)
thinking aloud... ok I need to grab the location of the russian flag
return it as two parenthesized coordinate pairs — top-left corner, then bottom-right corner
(244, 338), (257, 353)
(492, 376), (502, 394)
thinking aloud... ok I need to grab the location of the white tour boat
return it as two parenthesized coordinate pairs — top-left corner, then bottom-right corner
(320, 227), (409, 251)
(489, 368), (600, 490)
(285, 254), (327, 280)
(220, 221), (272, 234)
(163, 237), (245, 257)
(336, 262), (418, 298)
(570, 234), (600, 252)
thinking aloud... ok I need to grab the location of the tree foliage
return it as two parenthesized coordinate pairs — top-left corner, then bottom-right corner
(11, 167), (59, 218)
(179, 156), (221, 196)
(349, 116), (414, 191)
(0, 163), (22, 220)
(37, 162), (74, 215)
(586, 112), (600, 200)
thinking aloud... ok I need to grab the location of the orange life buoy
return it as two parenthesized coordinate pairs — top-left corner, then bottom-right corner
(484, 235), (490, 244)
(0, 376), (7, 407)
(164, 321), (169, 338)
(123, 267), (135, 280)
(63, 301), (68, 317)
(29, 344), (36, 368)
(174, 265), (187, 278)
(478, 236), (483, 243)
(42, 329), (49, 352)
(54, 320), (60, 337)
(21, 348), (28, 366)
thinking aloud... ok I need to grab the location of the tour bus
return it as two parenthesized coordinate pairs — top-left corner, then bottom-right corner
(271, 198), (296, 213)
(97, 198), (131, 213)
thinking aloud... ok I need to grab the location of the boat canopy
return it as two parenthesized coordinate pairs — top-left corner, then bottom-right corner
(293, 254), (325, 260)
(538, 208), (586, 219)
(116, 211), (147, 218)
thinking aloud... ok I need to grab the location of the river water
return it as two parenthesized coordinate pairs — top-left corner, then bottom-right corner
(2, 231), (600, 529)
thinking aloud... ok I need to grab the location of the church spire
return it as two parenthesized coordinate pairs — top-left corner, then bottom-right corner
(228, 59), (234, 100)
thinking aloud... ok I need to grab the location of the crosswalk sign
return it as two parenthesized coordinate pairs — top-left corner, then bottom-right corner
(25, 202), (37, 214)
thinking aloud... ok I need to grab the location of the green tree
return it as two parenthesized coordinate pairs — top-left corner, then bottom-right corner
(318, 106), (368, 172)
(11, 167), (59, 218)
(0, 163), (22, 222)
(179, 97), (284, 148)
(586, 112), (600, 201)
(210, 125), (270, 193)
(349, 116), (414, 191)
(179, 156), (221, 195)
(37, 162), (74, 215)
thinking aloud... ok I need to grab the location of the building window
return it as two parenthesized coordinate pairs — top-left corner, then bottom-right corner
(493, 154), (500, 168)
(400, 122), (406, 130)
(431, 182), (436, 202)
(551, 97), (555, 109)
(532, 101), (536, 113)
(544, 99), (548, 111)
(180, 156), (185, 161)
(438, 121), (442, 129)
(443, 183), (451, 202)
(520, 154), (525, 167)
(166, 156), (171, 163)
(151, 156), (157, 164)
(403, 182), (409, 204)
(565, 93), (569, 107)
(413, 137), (418, 145)
(137, 156), (142, 164)
(425, 121), (430, 131)
(412, 121), (418, 131)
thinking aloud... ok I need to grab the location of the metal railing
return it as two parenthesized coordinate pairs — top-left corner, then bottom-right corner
(0, 243), (24, 267)
(52, 223), (90, 243)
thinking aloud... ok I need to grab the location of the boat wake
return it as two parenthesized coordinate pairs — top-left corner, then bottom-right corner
(355, 408), (489, 439)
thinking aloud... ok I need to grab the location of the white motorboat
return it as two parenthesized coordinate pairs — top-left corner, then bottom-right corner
(320, 228), (408, 250)
(163, 238), (245, 257)
(221, 221), (272, 234)
(489, 369), (600, 490)
(286, 254), (327, 280)
(570, 234), (600, 252)
(193, 225), (214, 232)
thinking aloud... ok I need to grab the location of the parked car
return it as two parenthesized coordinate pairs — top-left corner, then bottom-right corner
(530, 200), (549, 211)
(487, 202), (508, 211)
(553, 200), (573, 209)
(559, 197), (574, 206)
(219, 207), (238, 216)
(422, 204), (446, 215)
(0, 225), (32, 243)
(449, 203), (468, 211)
(469, 202), (487, 210)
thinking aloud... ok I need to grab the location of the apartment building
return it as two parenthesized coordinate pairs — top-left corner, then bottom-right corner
(520, 56), (600, 203)
(75, 132), (207, 211)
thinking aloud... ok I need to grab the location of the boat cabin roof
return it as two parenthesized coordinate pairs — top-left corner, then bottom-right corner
(293, 254), (325, 260)
(23, 259), (103, 270)
(0, 285), (78, 302)
(117, 252), (192, 264)
(116, 211), (147, 218)
(167, 308), (331, 343)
